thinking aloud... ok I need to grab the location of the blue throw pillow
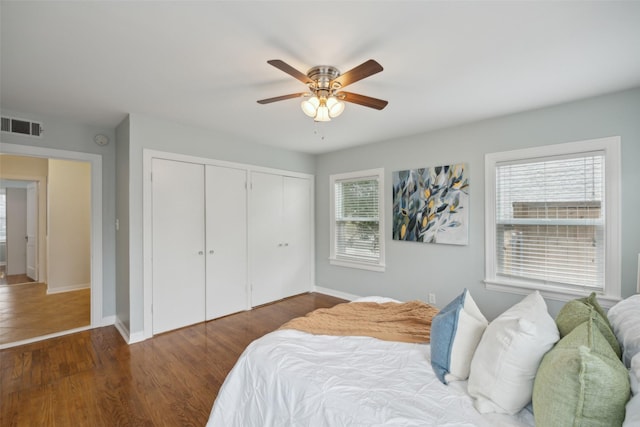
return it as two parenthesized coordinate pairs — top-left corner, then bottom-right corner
(430, 288), (488, 384)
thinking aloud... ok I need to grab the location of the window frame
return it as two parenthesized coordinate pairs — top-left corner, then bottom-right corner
(484, 136), (621, 307)
(329, 168), (385, 272)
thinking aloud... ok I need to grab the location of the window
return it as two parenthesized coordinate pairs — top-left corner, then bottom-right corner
(485, 137), (621, 305)
(330, 168), (385, 271)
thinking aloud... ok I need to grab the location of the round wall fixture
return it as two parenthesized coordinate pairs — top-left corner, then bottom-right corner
(94, 134), (109, 146)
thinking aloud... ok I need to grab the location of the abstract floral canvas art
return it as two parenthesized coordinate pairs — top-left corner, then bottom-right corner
(392, 164), (469, 245)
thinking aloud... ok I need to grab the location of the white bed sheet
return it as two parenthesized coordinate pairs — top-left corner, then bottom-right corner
(207, 329), (535, 426)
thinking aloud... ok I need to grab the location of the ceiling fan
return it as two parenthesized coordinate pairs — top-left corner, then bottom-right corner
(257, 59), (388, 122)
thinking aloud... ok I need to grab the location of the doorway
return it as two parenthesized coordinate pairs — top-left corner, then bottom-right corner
(0, 179), (38, 285)
(0, 144), (103, 349)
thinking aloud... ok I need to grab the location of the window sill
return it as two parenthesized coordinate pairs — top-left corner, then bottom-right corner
(329, 258), (385, 272)
(484, 279), (621, 309)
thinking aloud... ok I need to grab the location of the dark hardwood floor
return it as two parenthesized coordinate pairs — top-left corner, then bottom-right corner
(0, 292), (347, 426)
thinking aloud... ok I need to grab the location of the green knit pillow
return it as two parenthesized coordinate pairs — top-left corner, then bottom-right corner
(556, 295), (621, 358)
(533, 317), (630, 427)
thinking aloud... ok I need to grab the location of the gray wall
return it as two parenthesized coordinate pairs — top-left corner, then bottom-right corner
(0, 109), (117, 319)
(315, 88), (640, 320)
(4, 87), (638, 337)
(123, 113), (316, 336)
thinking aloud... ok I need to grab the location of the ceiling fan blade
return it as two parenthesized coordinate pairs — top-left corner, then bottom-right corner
(338, 91), (388, 110)
(267, 60), (314, 85)
(331, 59), (383, 88)
(257, 92), (308, 104)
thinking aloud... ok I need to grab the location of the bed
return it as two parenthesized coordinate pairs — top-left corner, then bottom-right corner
(207, 293), (640, 427)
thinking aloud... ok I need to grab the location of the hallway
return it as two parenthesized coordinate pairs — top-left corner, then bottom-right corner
(0, 281), (90, 345)
(0, 265), (36, 286)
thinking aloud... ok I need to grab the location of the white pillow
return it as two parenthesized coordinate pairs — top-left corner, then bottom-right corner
(467, 291), (559, 414)
(607, 294), (640, 368)
(430, 289), (488, 383)
(624, 353), (640, 426)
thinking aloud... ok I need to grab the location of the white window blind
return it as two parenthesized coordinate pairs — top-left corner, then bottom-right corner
(495, 152), (605, 291)
(334, 177), (380, 264)
(330, 168), (385, 272)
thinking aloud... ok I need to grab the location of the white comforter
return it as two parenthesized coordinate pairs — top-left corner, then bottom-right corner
(207, 329), (535, 426)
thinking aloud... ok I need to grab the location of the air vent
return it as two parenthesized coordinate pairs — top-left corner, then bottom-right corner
(0, 116), (44, 138)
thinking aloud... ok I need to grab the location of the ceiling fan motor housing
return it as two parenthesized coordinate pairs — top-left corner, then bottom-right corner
(307, 65), (341, 92)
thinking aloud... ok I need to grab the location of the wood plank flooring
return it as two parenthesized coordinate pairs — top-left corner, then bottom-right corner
(0, 282), (90, 345)
(0, 265), (35, 286)
(0, 292), (347, 426)
(0, 265), (36, 286)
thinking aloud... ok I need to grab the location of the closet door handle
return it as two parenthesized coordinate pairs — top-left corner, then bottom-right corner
(198, 251), (204, 255)
(209, 250), (214, 254)
(278, 243), (283, 247)
(284, 243), (289, 247)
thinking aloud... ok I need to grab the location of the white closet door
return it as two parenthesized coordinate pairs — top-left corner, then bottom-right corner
(282, 176), (312, 296)
(250, 172), (284, 306)
(152, 159), (206, 334)
(205, 165), (248, 320)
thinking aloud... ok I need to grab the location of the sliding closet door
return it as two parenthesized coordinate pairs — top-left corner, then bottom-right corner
(152, 158), (205, 334)
(205, 165), (248, 320)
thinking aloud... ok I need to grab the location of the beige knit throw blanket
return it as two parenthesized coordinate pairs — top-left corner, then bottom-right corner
(279, 300), (439, 344)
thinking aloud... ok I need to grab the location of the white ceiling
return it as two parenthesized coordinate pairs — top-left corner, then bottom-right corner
(2, 1), (640, 154)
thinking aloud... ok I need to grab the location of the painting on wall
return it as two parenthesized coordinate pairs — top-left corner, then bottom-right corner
(392, 163), (469, 245)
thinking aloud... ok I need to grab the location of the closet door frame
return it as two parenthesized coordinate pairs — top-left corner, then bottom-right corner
(142, 149), (314, 341)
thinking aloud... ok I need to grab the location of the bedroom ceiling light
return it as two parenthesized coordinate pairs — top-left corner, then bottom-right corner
(301, 94), (344, 122)
(258, 60), (388, 122)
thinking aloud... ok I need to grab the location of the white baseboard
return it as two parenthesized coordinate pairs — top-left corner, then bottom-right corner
(128, 331), (146, 344)
(102, 315), (116, 326)
(314, 286), (361, 301)
(114, 316), (147, 344)
(0, 325), (91, 350)
(47, 283), (90, 294)
(114, 317), (130, 343)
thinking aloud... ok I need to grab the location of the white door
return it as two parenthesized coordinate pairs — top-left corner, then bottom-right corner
(152, 159), (206, 334)
(205, 165), (248, 319)
(249, 172), (285, 306)
(26, 182), (38, 280)
(282, 176), (311, 296)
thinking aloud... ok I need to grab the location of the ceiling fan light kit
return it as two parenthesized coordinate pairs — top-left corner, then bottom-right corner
(258, 59), (388, 122)
(302, 94), (344, 121)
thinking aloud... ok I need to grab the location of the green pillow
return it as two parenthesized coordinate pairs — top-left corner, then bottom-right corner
(556, 295), (621, 358)
(578, 292), (612, 329)
(533, 318), (630, 427)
